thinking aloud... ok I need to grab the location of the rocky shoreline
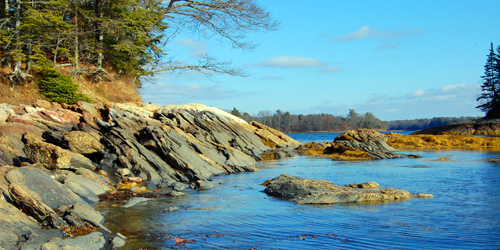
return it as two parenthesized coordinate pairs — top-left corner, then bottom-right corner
(2, 101), (472, 249)
(412, 120), (500, 135)
(0, 101), (300, 249)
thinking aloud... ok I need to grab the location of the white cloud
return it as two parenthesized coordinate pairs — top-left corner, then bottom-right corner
(332, 26), (374, 42)
(320, 66), (342, 73)
(176, 38), (208, 57)
(378, 43), (400, 50)
(332, 26), (424, 43)
(256, 56), (325, 68)
(413, 89), (425, 96)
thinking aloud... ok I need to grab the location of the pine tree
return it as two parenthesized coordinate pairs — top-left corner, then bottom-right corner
(477, 43), (500, 118)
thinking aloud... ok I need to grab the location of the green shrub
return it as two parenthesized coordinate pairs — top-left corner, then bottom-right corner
(37, 71), (92, 104)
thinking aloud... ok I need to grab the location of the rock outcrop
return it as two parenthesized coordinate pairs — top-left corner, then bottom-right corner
(262, 174), (433, 205)
(412, 120), (500, 135)
(297, 129), (419, 160)
(0, 101), (300, 249)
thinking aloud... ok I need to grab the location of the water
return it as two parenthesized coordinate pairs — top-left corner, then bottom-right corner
(103, 133), (500, 249)
(288, 130), (416, 143)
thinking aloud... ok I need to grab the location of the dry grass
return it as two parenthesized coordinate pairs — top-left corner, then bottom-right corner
(74, 74), (141, 104)
(0, 68), (44, 105)
(0, 67), (142, 105)
(387, 134), (500, 151)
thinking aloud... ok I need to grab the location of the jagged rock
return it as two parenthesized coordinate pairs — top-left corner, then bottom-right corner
(116, 168), (131, 178)
(334, 129), (416, 159)
(0, 101), (303, 249)
(263, 174), (432, 205)
(299, 129), (419, 160)
(62, 171), (110, 203)
(26, 232), (106, 250)
(122, 197), (153, 208)
(23, 134), (72, 170)
(0, 198), (43, 249)
(5, 168), (106, 229)
(62, 131), (104, 155)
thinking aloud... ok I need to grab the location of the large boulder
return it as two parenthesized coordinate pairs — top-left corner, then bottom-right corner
(263, 174), (432, 205)
(23, 134), (72, 170)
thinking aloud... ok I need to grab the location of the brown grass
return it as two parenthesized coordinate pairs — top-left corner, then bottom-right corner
(387, 134), (500, 151)
(0, 67), (142, 105)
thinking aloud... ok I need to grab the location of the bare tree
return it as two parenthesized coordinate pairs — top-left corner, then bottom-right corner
(160, 0), (279, 76)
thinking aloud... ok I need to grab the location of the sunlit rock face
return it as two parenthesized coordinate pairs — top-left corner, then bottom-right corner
(297, 129), (419, 160)
(0, 101), (301, 248)
(262, 174), (433, 205)
(0, 102), (300, 188)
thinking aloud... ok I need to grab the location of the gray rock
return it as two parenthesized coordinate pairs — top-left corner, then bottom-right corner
(196, 180), (215, 190)
(23, 134), (72, 170)
(62, 131), (104, 155)
(111, 233), (127, 248)
(0, 198), (42, 249)
(116, 167), (131, 177)
(122, 197), (153, 208)
(334, 129), (419, 159)
(163, 206), (179, 212)
(68, 152), (96, 171)
(23, 232), (106, 250)
(263, 174), (432, 205)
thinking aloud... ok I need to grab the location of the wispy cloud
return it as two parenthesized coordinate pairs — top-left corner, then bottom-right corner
(320, 66), (342, 73)
(176, 38), (208, 57)
(303, 83), (482, 120)
(378, 43), (400, 50)
(256, 56), (325, 68)
(332, 26), (424, 43)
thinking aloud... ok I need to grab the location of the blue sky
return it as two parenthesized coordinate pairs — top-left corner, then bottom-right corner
(141, 0), (500, 120)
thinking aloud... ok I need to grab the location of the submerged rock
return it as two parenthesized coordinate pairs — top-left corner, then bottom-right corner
(262, 174), (432, 205)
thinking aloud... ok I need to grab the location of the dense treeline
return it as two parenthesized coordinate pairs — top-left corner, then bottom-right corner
(230, 108), (477, 133)
(0, 0), (277, 85)
(387, 117), (477, 131)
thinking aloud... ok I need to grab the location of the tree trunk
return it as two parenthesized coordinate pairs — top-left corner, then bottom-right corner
(13, 0), (21, 75)
(95, 0), (103, 71)
(73, 2), (79, 70)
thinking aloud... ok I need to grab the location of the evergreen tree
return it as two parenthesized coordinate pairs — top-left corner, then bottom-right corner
(477, 43), (500, 119)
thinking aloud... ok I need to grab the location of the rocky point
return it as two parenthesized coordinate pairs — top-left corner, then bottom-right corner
(0, 101), (300, 249)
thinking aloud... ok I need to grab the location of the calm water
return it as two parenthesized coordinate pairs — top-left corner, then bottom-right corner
(104, 133), (500, 249)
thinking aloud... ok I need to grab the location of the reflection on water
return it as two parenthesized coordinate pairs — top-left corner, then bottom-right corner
(104, 140), (500, 249)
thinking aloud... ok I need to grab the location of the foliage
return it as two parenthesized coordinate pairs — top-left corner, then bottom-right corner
(0, 0), (278, 84)
(231, 108), (478, 133)
(37, 71), (91, 104)
(477, 43), (500, 118)
(232, 108), (388, 133)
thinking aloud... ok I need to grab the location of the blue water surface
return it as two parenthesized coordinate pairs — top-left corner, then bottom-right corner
(104, 133), (500, 250)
